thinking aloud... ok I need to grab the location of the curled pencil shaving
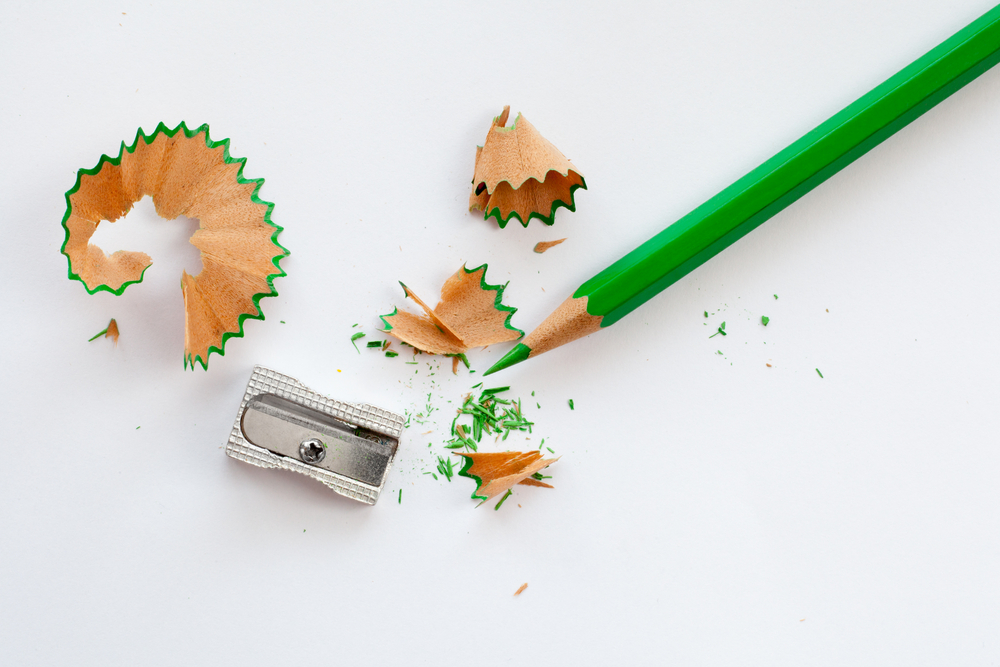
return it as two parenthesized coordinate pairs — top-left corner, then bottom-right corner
(455, 450), (558, 502)
(380, 264), (523, 355)
(533, 238), (567, 253)
(60, 122), (287, 370)
(469, 106), (585, 228)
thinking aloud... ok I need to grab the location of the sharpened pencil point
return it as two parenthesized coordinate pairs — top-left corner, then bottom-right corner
(484, 343), (531, 376)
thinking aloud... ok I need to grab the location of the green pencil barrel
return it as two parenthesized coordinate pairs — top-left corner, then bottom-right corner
(579, 4), (1000, 327)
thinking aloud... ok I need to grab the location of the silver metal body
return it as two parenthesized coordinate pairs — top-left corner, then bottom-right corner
(226, 366), (404, 505)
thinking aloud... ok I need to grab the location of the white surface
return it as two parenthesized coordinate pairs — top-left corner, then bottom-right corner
(2, 1), (999, 664)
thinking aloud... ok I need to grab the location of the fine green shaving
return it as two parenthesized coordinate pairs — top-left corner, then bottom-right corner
(443, 383), (535, 452)
(350, 332), (365, 352)
(494, 488), (513, 510)
(88, 325), (112, 342)
(436, 455), (455, 482)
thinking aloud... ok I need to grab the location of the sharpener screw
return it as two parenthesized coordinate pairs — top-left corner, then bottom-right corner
(299, 438), (326, 464)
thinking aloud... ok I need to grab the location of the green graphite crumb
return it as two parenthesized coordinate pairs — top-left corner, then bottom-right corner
(366, 340), (385, 348)
(704, 311), (708, 317)
(816, 368), (824, 378)
(568, 399), (574, 410)
(385, 350), (398, 358)
(398, 489), (402, 504)
(761, 316), (769, 326)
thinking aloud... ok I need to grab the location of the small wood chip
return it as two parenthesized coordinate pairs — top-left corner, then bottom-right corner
(533, 238), (567, 254)
(452, 356), (459, 374)
(766, 363), (772, 367)
(514, 583), (528, 596)
(105, 319), (120, 346)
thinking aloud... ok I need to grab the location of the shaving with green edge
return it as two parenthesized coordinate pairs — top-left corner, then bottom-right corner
(455, 449), (558, 504)
(350, 331), (365, 352)
(60, 121), (287, 371)
(709, 321), (727, 338)
(816, 368), (824, 378)
(366, 340), (385, 348)
(469, 105), (586, 228)
(378, 263), (523, 355)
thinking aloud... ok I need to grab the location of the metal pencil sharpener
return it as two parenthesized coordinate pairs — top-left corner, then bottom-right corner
(226, 366), (404, 505)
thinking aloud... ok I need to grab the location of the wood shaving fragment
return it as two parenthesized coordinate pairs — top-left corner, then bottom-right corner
(455, 450), (557, 502)
(61, 122), (287, 370)
(469, 106), (585, 228)
(89, 318), (120, 346)
(533, 238), (567, 253)
(453, 356), (460, 374)
(514, 583), (528, 596)
(517, 477), (553, 489)
(380, 264), (522, 355)
(105, 318), (120, 346)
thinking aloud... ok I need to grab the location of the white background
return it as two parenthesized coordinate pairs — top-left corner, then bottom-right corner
(2, 1), (999, 664)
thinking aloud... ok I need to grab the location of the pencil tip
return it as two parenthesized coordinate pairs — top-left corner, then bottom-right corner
(484, 343), (531, 376)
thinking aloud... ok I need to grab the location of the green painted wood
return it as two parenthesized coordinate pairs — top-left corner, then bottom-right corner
(578, 4), (1000, 326)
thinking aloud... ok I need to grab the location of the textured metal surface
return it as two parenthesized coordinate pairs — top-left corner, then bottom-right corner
(226, 366), (404, 504)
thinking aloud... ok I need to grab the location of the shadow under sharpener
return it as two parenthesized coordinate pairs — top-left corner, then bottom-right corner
(226, 366), (404, 505)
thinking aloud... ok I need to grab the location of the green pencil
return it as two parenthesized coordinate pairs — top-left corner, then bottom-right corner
(485, 4), (1000, 376)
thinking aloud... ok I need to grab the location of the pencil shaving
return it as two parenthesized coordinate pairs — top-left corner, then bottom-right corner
(380, 264), (523, 355)
(469, 106), (585, 228)
(455, 450), (557, 502)
(105, 318), (120, 346)
(533, 238), (567, 253)
(60, 122), (287, 370)
(89, 318), (120, 346)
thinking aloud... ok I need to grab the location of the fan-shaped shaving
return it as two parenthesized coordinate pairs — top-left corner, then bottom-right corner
(60, 122), (287, 370)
